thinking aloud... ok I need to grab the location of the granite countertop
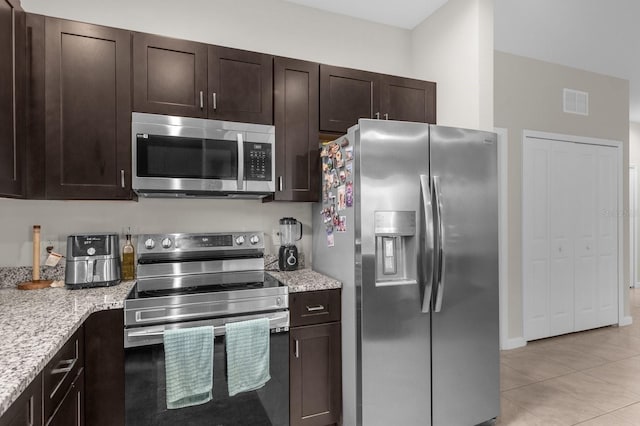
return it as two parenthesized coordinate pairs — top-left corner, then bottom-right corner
(0, 281), (135, 418)
(267, 269), (341, 293)
(0, 269), (340, 418)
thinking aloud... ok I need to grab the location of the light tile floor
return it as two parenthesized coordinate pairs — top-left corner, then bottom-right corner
(498, 289), (640, 425)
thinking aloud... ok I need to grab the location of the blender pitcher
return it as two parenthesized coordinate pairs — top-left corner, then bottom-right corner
(278, 217), (302, 271)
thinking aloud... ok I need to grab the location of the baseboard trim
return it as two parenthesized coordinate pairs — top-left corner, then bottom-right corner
(501, 337), (527, 350)
(619, 316), (633, 327)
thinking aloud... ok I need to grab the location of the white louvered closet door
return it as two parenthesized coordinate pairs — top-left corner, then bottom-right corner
(523, 138), (619, 341)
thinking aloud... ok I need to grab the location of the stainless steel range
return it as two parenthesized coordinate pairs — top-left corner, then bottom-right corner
(123, 232), (289, 426)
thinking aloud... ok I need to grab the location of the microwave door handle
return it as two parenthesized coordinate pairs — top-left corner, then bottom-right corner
(237, 133), (244, 190)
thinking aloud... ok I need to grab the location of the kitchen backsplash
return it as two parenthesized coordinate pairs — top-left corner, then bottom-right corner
(0, 264), (65, 289)
(0, 198), (313, 268)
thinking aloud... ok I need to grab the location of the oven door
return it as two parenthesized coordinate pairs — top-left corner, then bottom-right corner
(124, 315), (289, 426)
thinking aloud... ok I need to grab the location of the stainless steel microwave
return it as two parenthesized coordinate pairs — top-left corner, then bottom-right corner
(131, 112), (275, 198)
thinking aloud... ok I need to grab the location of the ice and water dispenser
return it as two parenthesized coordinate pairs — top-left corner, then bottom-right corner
(374, 211), (417, 286)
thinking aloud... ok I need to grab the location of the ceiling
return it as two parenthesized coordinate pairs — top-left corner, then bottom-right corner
(284, 0), (640, 123)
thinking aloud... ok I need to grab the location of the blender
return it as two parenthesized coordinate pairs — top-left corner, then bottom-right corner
(278, 217), (302, 271)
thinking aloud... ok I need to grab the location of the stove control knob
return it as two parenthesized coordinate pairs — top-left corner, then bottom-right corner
(235, 235), (245, 245)
(250, 235), (260, 245)
(161, 238), (172, 249)
(144, 238), (155, 250)
(276, 296), (283, 306)
(87, 247), (96, 256)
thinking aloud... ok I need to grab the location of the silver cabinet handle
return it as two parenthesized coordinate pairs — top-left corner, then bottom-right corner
(212, 92), (217, 110)
(120, 169), (125, 188)
(306, 305), (325, 312)
(50, 358), (75, 375)
(384, 113), (389, 120)
(199, 91), (204, 109)
(433, 176), (445, 312)
(236, 133), (244, 190)
(419, 175), (434, 313)
(294, 339), (300, 358)
(278, 176), (284, 192)
(375, 112), (380, 119)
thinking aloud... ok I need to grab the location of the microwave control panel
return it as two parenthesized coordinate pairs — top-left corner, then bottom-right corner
(244, 142), (272, 181)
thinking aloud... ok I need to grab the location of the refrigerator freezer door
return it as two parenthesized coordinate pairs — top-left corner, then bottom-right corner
(357, 119), (431, 426)
(429, 126), (500, 426)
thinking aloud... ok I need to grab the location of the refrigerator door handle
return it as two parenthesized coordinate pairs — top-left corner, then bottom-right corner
(419, 174), (435, 313)
(433, 175), (446, 312)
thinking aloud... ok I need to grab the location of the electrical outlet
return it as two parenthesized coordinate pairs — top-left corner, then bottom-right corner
(271, 229), (280, 246)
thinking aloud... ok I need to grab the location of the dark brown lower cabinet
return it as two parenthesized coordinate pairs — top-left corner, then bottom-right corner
(1, 309), (126, 426)
(0, 373), (42, 426)
(290, 289), (342, 426)
(84, 309), (125, 426)
(47, 370), (84, 426)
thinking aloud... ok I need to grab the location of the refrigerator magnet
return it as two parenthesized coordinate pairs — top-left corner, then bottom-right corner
(337, 185), (346, 211)
(335, 150), (344, 169)
(341, 137), (350, 147)
(331, 170), (340, 188)
(337, 216), (347, 232)
(345, 146), (353, 160)
(339, 169), (347, 183)
(346, 182), (353, 207)
(326, 228), (335, 247)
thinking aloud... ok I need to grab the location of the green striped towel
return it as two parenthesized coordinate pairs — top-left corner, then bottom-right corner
(163, 326), (214, 409)
(225, 318), (271, 396)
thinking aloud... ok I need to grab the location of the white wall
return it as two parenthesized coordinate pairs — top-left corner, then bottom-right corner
(0, 198), (312, 266)
(21, 0), (413, 77)
(494, 51), (630, 341)
(5, 0), (416, 268)
(3, 0), (493, 268)
(411, 0), (494, 130)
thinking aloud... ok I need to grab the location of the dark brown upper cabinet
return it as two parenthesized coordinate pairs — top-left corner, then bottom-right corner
(320, 64), (437, 134)
(0, 0), (25, 198)
(273, 57), (320, 202)
(320, 64), (379, 134)
(42, 18), (132, 199)
(380, 74), (436, 124)
(133, 33), (207, 118)
(133, 35), (273, 124)
(208, 45), (273, 124)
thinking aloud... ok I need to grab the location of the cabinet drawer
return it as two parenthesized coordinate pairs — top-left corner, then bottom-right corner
(290, 289), (341, 327)
(44, 327), (84, 421)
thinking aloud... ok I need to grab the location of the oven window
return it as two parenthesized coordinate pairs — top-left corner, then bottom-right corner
(137, 135), (238, 179)
(125, 332), (289, 426)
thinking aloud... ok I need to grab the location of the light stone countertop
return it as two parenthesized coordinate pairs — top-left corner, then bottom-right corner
(266, 269), (342, 293)
(0, 270), (340, 418)
(0, 281), (135, 418)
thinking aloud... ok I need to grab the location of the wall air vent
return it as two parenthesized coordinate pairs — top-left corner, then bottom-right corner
(563, 88), (589, 116)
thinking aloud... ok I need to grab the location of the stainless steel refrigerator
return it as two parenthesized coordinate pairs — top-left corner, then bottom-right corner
(312, 119), (499, 426)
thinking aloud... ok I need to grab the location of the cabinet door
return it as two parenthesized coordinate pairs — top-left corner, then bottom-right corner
(380, 75), (436, 124)
(273, 57), (320, 202)
(320, 64), (378, 134)
(0, 0), (25, 197)
(47, 370), (84, 426)
(208, 46), (273, 124)
(44, 18), (132, 199)
(0, 374), (42, 426)
(133, 33), (207, 118)
(290, 322), (341, 426)
(84, 309), (125, 426)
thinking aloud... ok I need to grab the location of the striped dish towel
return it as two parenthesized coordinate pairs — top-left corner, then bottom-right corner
(225, 317), (271, 396)
(163, 326), (214, 409)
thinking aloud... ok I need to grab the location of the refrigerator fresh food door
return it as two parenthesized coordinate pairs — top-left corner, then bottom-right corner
(429, 125), (500, 426)
(357, 119), (432, 426)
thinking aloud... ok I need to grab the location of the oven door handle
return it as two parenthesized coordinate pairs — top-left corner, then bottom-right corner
(125, 311), (290, 348)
